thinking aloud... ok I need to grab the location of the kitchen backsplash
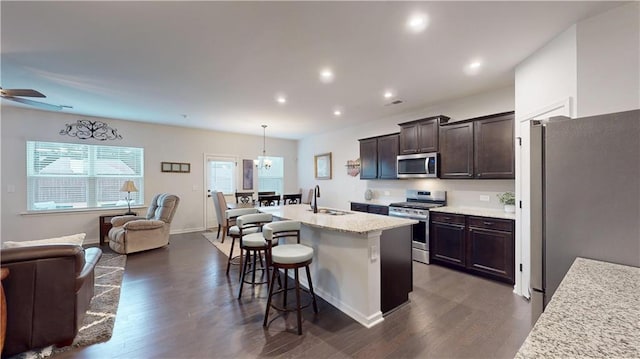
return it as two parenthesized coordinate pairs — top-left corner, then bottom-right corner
(358, 179), (515, 209)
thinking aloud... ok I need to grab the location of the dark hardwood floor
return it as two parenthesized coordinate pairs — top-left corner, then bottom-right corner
(60, 232), (532, 358)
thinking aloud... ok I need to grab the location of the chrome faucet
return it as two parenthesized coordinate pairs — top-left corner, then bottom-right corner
(312, 185), (320, 213)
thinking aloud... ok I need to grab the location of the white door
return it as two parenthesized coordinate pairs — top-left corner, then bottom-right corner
(204, 155), (237, 230)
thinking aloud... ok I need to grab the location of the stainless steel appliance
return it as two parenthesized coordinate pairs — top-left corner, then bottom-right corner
(389, 189), (446, 264)
(397, 152), (438, 178)
(529, 109), (639, 322)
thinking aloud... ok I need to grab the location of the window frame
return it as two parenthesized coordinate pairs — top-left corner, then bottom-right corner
(26, 141), (144, 213)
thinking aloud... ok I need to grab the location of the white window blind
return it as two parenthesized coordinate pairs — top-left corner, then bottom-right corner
(208, 160), (235, 195)
(257, 156), (284, 194)
(26, 141), (144, 211)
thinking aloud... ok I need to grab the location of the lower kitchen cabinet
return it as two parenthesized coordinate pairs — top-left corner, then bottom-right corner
(430, 213), (515, 284)
(350, 202), (389, 215)
(430, 213), (466, 268)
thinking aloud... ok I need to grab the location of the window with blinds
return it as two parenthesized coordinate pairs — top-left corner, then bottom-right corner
(207, 159), (235, 195)
(257, 156), (284, 194)
(26, 141), (144, 211)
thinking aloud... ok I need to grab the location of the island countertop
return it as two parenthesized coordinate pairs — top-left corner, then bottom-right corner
(516, 257), (640, 358)
(259, 204), (417, 234)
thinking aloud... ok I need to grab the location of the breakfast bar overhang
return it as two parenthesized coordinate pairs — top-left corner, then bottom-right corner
(260, 204), (417, 328)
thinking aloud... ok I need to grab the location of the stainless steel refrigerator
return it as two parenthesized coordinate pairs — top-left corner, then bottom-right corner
(530, 109), (640, 321)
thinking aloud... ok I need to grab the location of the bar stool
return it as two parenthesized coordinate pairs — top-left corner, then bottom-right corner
(263, 220), (318, 335)
(225, 208), (259, 277)
(237, 213), (274, 299)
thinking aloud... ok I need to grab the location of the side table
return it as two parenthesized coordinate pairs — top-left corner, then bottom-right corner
(100, 213), (137, 245)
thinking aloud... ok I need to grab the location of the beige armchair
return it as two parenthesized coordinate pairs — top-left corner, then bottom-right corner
(108, 193), (180, 254)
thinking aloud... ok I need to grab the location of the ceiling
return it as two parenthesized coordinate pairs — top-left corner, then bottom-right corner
(1, 1), (623, 139)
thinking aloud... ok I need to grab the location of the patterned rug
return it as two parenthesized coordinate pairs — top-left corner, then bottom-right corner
(11, 251), (126, 359)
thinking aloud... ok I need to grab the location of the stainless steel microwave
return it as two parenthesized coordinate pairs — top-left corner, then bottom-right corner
(397, 152), (438, 178)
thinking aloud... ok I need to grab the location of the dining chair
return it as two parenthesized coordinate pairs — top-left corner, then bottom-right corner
(235, 191), (254, 205)
(258, 194), (281, 206)
(258, 191), (276, 196)
(283, 193), (302, 205)
(214, 192), (232, 242)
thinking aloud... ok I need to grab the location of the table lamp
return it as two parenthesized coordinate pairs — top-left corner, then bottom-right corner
(120, 180), (138, 215)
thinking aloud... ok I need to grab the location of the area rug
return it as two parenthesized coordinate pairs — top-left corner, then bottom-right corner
(202, 231), (238, 257)
(11, 252), (126, 359)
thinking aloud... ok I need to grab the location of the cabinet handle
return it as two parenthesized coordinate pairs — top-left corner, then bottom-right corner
(483, 221), (493, 226)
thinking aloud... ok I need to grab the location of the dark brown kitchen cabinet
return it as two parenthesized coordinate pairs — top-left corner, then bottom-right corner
(359, 137), (378, 179)
(398, 115), (447, 154)
(474, 113), (515, 179)
(430, 213), (466, 268)
(359, 133), (399, 180)
(467, 216), (515, 283)
(439, 122), (474, 179)
(439, 111), (514, 179)
(350, 202), (389, 215)
(430, 212), (515, 284)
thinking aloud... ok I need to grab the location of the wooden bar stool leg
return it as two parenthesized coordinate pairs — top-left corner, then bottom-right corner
(251, 250), (258, 285)
(295, 269), (302, 335)
(263, 265), (278, 327)
(305, 265), (319, 314)
(226, 237), (236, 274)
(238, 249), (250, 299)
(283, 268), (288, 307)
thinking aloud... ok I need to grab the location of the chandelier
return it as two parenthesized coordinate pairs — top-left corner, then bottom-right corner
(254, 124), (272, 170)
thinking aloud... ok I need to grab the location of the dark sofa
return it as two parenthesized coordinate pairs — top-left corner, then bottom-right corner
(0, 244), (102, 357)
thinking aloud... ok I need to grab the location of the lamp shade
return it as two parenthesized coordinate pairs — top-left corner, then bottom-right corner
(120, 180), (138, 192)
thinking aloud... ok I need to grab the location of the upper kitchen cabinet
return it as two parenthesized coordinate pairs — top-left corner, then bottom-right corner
(398, 115), (449, 154)
(439, 111), (515, 179)
(359, 133), (399, 180)
(474, 112), (515, 178)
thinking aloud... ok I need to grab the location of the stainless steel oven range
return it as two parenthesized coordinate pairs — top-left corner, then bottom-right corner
(388, 189), (446, 264)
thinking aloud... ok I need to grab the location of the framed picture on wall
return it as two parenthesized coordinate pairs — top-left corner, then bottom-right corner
(243, 159), (254, 190)
(314, 152), (332, 180)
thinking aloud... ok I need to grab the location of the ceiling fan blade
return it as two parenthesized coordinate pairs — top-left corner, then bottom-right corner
(1, 95), (64, 111)
(0, 88), (46, 97)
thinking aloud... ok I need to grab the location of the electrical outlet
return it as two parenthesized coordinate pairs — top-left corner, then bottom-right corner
(370, 245), (378, 261)
(384, 191), (390, 196)
(192, 185), (198, 191)
(479, 195), (490, 202)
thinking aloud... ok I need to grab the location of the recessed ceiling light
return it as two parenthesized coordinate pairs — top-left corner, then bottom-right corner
(464, 60), (483, 75)
(383, 91), (394, 99)
(320, 68), (334, 83)
(406, 13), (429, 33)
(333, 109), (342, 116)
(276, 94), (287, 104)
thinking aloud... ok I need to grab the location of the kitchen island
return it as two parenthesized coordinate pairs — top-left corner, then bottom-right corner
(259, 204), (417, 327)
(516, 257), (640, 358)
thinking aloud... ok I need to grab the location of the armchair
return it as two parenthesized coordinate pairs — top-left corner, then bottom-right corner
(0, 244), (102, 357)
(108, 193), (180, 254)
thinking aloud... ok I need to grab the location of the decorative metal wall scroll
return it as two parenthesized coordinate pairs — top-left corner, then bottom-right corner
(60, 120), (122, 141)
(346, 158), (361, 177)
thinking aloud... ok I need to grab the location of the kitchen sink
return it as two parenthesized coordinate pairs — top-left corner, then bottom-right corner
(307, 208), (353, 216)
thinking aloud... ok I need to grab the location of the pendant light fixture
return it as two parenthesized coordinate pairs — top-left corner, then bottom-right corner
(254, 124), (272, 170)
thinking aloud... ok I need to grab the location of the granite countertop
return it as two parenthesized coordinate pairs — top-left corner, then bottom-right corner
(349, 199), (398, 206)
(516, 257), (640, 358)
(259, 204), (417, 235)
(430, 206), (516, 220)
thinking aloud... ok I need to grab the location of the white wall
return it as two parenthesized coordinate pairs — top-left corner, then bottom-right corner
(515, 25), (577, 119)
(298, 86), (516, 211)
(1, 106), (298, 243)
(577, 2), (640, 117)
